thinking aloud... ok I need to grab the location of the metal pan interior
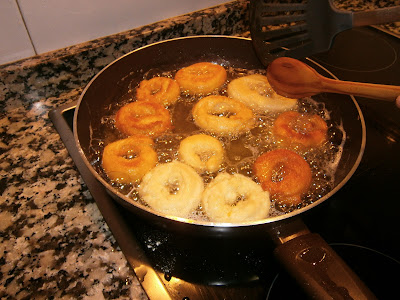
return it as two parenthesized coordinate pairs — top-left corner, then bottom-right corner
(73, 36), (366, 232)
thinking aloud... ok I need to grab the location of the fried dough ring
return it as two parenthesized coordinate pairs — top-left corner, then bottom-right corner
(178, 134), (224, 173)
(192, 95), (255, 136)
(136, 77), (180, 106)
(175, 62), (227, 95)
(115, 101), (172, 136)
(138, 161), (204, 218)
(273, 111), (328, 147)
(253, 149), (312, 206)
(102, 135), (157, 184)
(202, 173), (270, 223)
(227, 74), (297, 113)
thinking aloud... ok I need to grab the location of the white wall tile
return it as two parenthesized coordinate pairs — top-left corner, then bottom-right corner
(0, 0), (35, 65)
(17, 0), (227, 55)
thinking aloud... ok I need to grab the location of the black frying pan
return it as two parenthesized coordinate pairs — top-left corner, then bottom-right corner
(74, 36), (374, 299)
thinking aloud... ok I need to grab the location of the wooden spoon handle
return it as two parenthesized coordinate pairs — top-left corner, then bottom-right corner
(321, 77), (400, 102)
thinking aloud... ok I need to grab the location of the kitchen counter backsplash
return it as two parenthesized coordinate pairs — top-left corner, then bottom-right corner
(0, 0), (399, 299)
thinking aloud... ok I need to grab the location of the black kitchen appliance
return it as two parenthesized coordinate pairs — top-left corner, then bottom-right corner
(50, 26), (400, 299)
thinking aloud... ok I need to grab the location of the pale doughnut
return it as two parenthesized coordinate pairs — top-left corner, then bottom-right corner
(253, 149), (312, 206)
(227, 74), (297, 113)
(102, 135), (157, 184)
(192, 95), (255, 136)
(136, 77), (180, 106)
(201, 173), (270, 223)
(175, 62), (227, 95)
(115, 101), (172, 136)
(273, 111), (328, 147)
(178, 134), (224, 173)
(138, 161), (204, 218)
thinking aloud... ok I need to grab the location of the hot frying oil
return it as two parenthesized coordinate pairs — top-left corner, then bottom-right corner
(94, 65), (345, 220)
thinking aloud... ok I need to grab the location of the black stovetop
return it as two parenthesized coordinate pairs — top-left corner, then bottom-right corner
(50, 27), (400, 299)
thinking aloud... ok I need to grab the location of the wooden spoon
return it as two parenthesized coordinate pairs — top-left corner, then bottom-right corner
(266, 57), (400, 104)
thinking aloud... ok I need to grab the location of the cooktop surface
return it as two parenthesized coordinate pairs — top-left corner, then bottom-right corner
(50, 27), (400, 299)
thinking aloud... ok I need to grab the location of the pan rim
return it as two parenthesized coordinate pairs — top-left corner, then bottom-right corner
(73, 35), (366, 228)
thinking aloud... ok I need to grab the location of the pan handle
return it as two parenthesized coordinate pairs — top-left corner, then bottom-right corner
(269, 218), (377, 300)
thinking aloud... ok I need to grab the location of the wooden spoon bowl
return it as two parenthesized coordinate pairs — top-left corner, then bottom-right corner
(266, 57), (400, 103)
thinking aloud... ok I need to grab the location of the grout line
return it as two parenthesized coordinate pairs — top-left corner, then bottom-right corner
(15, 0), (38, 55)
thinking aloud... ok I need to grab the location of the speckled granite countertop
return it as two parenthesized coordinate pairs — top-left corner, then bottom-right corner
(1, 0), (399, 299)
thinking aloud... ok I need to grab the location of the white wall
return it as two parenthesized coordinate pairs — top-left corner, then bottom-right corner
(0, 0), (228, 65)
(0, 1), (35, 65)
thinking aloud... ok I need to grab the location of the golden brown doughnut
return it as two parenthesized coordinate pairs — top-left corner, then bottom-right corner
(178, 134), (224, 173)
(227, 74), (297, 113)
(253, 149), (312, 206)
(201, 173), (270, 223)
(136, 77), (180, 106)
(192, 95), (255, 137)
(273, 111), (328, 147)
(115, 101), (172, 136)
(102, 135), (157, 184)
(175, 62), (227, 95)
(138, 161), (204, 218)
